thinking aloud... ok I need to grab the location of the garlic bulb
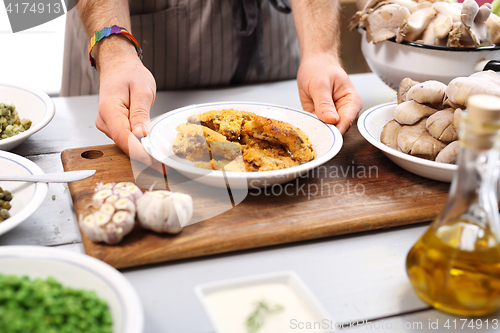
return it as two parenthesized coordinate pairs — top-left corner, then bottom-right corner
(79, 197), (136, 244)
(136, 190), (193, 234)
(79, 182), (143, 244)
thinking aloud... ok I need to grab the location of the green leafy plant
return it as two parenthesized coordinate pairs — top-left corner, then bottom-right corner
(246, 299), (284, 333)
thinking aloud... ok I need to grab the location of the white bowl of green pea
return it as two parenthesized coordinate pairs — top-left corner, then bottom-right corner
(0, 246), (144, 333)
(0, 83), (55, 151)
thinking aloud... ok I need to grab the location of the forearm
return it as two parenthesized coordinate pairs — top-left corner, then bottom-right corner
(290, 0), (341, 60)
(77, 0), (136, 71)
(78, 0), (131, 37)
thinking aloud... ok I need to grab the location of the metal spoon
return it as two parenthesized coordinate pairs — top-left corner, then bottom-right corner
(0, 170), (96, 183)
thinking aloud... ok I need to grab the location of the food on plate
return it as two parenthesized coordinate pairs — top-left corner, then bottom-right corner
(0, 187), (13, 222)
(187, 109), (255, 140)
(393, 100), (439, 125)
(242, 146), (301, 172)
(173, 123), (241, 162)
(79, 182), (194, 244)
(241, 115), (315, 163)
(435, 140), (460, 163)
(136, 190), (193, 233)
(426, 108), (458, 142)
(349, 0), (500, 48)
(173, 109), (315, 172)
(0, 274), (112, 332)
(381, 71), (500, 164)
(444, 71), (500, 108)
(0, 103), (32, 140)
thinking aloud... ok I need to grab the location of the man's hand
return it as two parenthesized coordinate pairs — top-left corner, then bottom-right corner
(296, 53), (363, 134)
(94, 37), (166, 173)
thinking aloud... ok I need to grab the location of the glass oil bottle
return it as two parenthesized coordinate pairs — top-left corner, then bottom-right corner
(406, 94), (500, 316)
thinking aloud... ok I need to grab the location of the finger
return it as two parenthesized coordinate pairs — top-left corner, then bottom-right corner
(95, 113), (112, 140)
(129, 84), (155, 138)
(127, 132), (168, 175)
(309, 81), (340, 124)
(335, 111), (357, 135)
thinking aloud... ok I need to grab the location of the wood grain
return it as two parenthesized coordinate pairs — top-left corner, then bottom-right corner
(61, 126), (450, 269)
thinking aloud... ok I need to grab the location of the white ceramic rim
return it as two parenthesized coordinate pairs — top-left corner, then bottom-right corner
(0, 82), (55, 149)
(0, 245), (144, 333)
(0, 151), (48, 235)
(357, 102), (458, 172)
(194, 270), (335, 333)
(142, 101), (343, 182)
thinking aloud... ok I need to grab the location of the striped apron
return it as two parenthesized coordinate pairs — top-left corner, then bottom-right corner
(60, 0), (300, 96)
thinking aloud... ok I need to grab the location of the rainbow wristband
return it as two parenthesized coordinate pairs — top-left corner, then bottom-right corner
(88, 25), (143, 69)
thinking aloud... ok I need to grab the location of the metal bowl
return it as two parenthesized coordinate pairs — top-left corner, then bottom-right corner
(360, 29), (500, 90)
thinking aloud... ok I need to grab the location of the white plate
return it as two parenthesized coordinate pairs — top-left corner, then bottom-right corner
(358, 102), (457, 182)
(0, 245), (143, 333)
(195, 271), (335, 333)
(0, 83), (55, 151)
(0, 151), (48, 235)
(142, 102), (343, 189)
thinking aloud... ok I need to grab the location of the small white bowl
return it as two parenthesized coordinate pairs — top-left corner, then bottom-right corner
(358, 102), (457, 182)
(0, 83), (55, 151)
(195, 271), (334, 333)
(360, 29), (500, 90)
(0, 150), (48, 236)
(142, 102), (343, 189)
(0, 245), (143, 333)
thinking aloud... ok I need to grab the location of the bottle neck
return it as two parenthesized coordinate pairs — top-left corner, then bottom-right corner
(436, 144), (500, 238)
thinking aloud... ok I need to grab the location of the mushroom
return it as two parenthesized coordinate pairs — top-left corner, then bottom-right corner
(435, 140), (460, 164)
(397, 118), (428, 154)
(426, 108), (458, 142)
(397, 77), (420, 104)
(445, 71), (500, 108)
(393, 100), (439, 125)
(421, 13), (452, 44)
(453, 108), (462, 133)
(366, 4), (411, 43)
(410, 132), (447, 160)
(486, 12), (500, 45)
(461, 0), (491, 46)
(381, 119), (403, 150)
(401, 7), (438, 41)
(405, 80), (447, 106)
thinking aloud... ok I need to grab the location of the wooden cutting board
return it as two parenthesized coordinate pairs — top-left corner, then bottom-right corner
(61, 125), (450, 269)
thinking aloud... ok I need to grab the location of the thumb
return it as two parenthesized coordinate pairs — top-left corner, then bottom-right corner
(130, 86), (155, 138)
(310, 84), (340, 124)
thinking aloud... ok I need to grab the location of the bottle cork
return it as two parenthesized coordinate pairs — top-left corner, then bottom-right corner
(466, 94), (500, 125)
(462, 94), (500, 150)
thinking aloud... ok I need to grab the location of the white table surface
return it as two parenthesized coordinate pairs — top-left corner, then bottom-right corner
(3, 73), (500, 332)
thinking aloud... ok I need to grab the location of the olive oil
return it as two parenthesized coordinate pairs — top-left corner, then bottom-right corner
(407, 221), (500, 316)
(406, 94), (500, 316)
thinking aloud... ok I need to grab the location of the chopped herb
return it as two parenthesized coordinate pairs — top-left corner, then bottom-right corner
(246, 299), (284, 333)
(51, 195), (56, 200)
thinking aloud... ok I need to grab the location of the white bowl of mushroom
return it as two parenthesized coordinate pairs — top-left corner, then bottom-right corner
(359, 101), (457, 182)
(358, 70), (500, 182)
(352, 0), (500, 89)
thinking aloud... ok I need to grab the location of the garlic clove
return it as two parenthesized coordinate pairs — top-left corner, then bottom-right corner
(94, 211), (112, 227)
(99, 203), (116, 216)
(112, 211), (135, 234)
(92, 189), (113, 207)
(125, 183), (143, 202)
(105, 194), (119, 205)
(114, 197), (136, 215)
